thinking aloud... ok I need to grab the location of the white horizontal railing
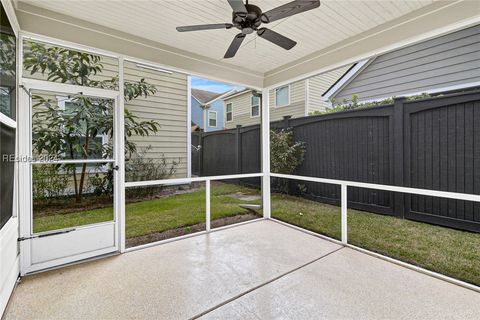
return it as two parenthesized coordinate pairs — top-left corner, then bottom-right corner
(125, 171), (480, 244)
(122, 171), (480, 292)
(270, 173), (480, 202)
(124, 173), (263, 188)
(270, 172), (480, 244)
(125, 172), (264, 234)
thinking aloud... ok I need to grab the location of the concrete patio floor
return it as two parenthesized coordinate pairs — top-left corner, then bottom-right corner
(4, 220), (479, 319)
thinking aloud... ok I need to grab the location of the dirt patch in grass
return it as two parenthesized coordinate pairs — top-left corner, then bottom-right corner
(126, 212), (261, 248)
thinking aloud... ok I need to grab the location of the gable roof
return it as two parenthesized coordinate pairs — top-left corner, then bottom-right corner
(191, 88), (236, 106)
(223, 88), (253, 101)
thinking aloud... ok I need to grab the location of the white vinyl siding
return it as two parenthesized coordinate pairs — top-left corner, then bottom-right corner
(123, 60), (188, 179)
(224, 81), (306, 129)
(307, 64), (353, 113)
(208, 111), (217, 127)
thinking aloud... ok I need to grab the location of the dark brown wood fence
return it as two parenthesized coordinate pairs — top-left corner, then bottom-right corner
(191, 90), (480, 232)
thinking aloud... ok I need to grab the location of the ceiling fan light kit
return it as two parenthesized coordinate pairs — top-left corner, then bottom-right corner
(176, 0), (321, 58)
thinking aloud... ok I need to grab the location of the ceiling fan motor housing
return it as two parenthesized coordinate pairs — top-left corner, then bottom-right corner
(232, 4), (263, 34)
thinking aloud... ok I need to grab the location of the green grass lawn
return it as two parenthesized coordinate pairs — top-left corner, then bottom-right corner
(33, 182), (262, 239)
(33, 183), (479, 286)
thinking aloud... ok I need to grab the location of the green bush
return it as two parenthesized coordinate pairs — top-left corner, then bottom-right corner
(270, 129), (305, 193)
(309, 93), (434, 116)
(32, 164), (69, 201)
(125, 146), (181, 198)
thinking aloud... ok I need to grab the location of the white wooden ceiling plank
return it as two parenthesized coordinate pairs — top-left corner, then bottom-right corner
(20, 0), (436, 74)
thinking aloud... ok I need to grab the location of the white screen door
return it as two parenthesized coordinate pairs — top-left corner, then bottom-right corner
(19, 80), (121, 274)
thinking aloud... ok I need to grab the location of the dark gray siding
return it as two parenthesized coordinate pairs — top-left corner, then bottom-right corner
(334, 24), (480, 102)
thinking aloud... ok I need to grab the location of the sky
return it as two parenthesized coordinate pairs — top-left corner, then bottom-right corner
(191, 77), (245, 94)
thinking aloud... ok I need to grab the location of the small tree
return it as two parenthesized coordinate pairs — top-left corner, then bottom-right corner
(25, 41), (160, 202)
(270, 129), (305, 193)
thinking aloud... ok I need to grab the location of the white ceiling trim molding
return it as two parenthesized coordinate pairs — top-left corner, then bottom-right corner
(264, 0), (480, 88)
(15, 2), (264, 89)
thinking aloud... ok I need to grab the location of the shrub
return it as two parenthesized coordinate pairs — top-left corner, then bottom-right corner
(125, 146), (181, 199)
(309, 93), (434, 116)
(32, 164), (69, 201)
(270, 129), (305, 193)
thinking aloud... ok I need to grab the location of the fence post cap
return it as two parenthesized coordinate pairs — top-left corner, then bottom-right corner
(283, 115), (293, 119)
(236, 124), (242, 128)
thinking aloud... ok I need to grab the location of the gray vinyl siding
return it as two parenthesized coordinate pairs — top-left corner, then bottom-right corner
(307, 64), (353, 113)
(123, 61), (188, 179)
(333, 24), (480, 102)
(225, 80), (306, 129)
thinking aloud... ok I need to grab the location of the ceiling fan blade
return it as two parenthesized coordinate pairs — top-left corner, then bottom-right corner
(227, 0), (247, 15)
(224, 33), (246, 59)
(176, 23), (233, 32)
(261, 0), (320, 23)
(257, 28), (297, 50)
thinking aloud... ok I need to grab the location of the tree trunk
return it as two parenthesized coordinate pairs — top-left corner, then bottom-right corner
(77, 134), (91, 203)
(69, 143), (80, 202)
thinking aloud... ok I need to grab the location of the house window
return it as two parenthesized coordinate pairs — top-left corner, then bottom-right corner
(275, 85), (290, 107)
(226, 103), (233, 122)
(59, 98), (108, 169)
(251, 96), (260, 117)
(208, 110), (217, 127)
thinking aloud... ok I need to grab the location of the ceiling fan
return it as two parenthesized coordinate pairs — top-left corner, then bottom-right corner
(176, 0), (321, 58)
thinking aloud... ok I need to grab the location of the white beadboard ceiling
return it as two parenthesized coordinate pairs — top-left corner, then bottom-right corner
(19, 0), (435, 74)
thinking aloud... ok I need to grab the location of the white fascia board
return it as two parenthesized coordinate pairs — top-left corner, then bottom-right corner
(204, 89), (237, 105)
(322, 58), (371, 100)
(223, 89), (253, 101)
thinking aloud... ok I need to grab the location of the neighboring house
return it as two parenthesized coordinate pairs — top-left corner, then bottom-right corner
(326, 24), (480, 103)
(191, 88), (235, 132)
(223, 65), (352, 129)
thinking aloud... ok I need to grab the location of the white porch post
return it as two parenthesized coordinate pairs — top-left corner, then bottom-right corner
(261, 88), (271, 219)
(341, 184), (348, 244)
(206, 179), (211, 231)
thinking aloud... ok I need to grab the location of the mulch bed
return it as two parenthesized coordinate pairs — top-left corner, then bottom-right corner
(125, 212), (261, 248)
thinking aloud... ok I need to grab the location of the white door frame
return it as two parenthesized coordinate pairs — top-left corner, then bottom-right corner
(18, 78), (122, 275)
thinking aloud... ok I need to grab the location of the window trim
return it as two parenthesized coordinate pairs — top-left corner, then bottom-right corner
(274, 85), (291, 108)
(250, 95), (260, 118)
(208, 110), (217, 128)
(225, 103), (233, 123)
